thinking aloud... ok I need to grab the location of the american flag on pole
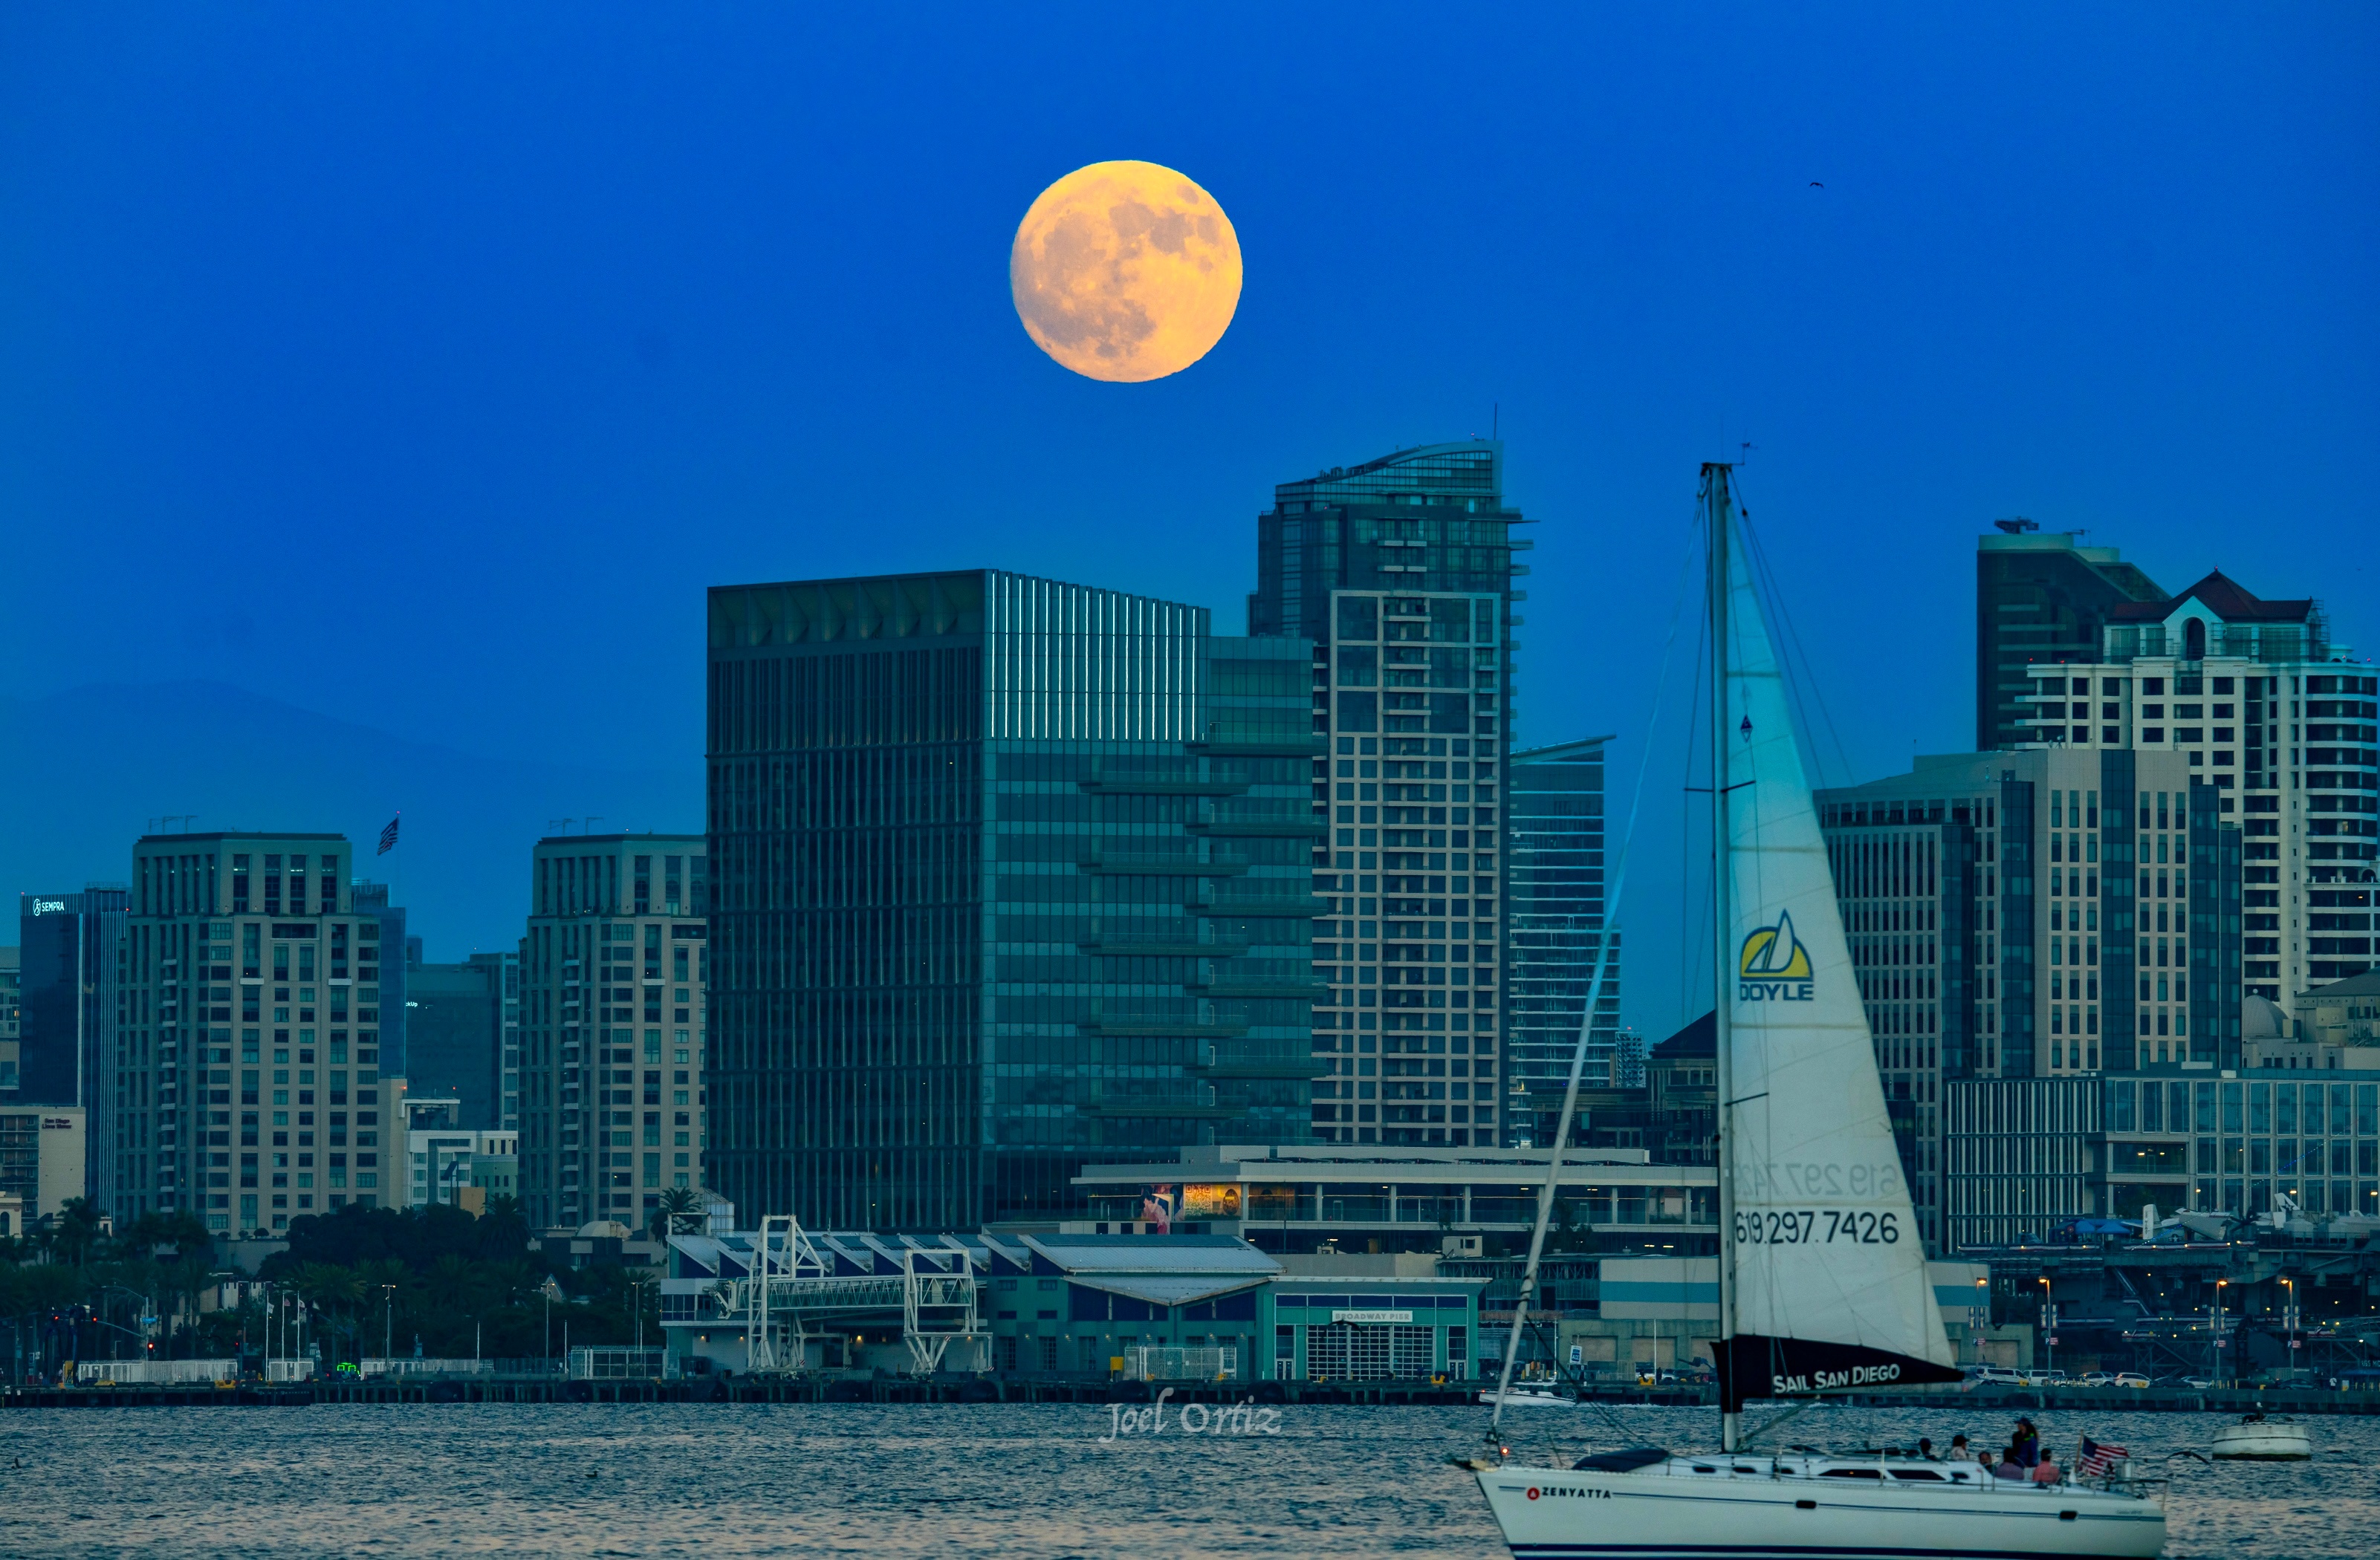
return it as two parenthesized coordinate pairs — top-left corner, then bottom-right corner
(377, 814), (401, 855)
(2078, 1436), (2127, 1478)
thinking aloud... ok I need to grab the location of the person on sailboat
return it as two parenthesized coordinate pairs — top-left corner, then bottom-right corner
(2009, 1417), (2040, 1467)
(1991, 1450), (2027, 1481)
(1948, 1433), (1971, 1461)
(2032, 1448), (2063, 1486)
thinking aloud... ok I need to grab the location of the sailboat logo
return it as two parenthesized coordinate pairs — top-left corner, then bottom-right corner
(1739, 911), (1816, 1001)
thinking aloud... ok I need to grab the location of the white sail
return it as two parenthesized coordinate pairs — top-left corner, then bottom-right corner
(1718, 510), (1956, 1398)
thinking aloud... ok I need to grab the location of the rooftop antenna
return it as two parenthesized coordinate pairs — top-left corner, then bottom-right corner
(547, 817), (578, 835)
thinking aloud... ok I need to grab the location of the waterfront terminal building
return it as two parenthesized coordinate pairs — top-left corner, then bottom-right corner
(658, 1227), (1485, 1384)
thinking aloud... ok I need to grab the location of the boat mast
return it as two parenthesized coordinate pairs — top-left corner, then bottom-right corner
(1706, 462), (1740, 1455)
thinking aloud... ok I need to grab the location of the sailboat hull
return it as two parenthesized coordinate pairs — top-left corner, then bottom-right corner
(1476, 1460), (2165, 1559)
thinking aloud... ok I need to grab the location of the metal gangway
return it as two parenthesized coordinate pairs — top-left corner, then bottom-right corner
(719, 1215), (986, 1377)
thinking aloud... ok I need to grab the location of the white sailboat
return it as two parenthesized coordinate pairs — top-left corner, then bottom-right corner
(1471, 465), (2165, 1559)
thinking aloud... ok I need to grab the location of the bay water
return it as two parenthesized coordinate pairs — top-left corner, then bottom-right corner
(0, 1400), (2367, 1556)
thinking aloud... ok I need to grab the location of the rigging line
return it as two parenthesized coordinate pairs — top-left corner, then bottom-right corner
(1737, 498), (1855, 793)
(1488, 511), (1699, 1446)
(1681, 506), (1711, 1025)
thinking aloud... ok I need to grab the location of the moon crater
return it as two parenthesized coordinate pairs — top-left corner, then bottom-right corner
(1011, 160), (1241, 382)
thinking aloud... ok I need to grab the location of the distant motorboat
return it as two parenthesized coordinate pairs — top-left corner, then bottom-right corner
(2212, 1415), (2311, 1460)
(1479, 1385), (1575, 1408)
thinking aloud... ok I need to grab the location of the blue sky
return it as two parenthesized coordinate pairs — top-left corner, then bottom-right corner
(3, 7), (2374, 1035)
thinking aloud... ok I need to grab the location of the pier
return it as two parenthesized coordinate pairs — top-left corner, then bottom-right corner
(7, 1374), (2378, 1414)
(2, 1373), (1480, 1410)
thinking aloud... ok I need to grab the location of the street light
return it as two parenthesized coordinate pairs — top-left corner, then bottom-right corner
(1969, 1278), (1989, 1365)
(2037, 1276), (2056, 1383)
(2213, 1278), (2230, 1387)
(2281, 1278), (2300, 1372)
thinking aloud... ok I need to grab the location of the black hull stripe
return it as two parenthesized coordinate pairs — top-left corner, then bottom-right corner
(1510, 1549), (2136, 1559)
(1508, 1545), (2142, 1559)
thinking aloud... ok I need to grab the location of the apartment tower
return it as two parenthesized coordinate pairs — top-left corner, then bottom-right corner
(518, 833), (707, 1232)
(1248, 441), (1523, 1146)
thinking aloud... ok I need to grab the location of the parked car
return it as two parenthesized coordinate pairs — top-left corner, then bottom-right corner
(2182, 1377), (2217, 1389)
(2114, 1373), (2152, 1388)
(1968, 1366), (2023, 1386)
(2077, 1372), (2118, 1388)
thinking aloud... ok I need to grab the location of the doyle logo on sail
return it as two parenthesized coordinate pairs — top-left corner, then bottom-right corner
(1739, 911), (1815, 1002)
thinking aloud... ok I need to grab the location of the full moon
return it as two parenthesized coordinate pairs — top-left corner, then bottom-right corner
(1010, 160), (1242, 383)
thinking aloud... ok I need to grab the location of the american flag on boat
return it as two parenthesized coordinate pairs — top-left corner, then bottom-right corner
(2078, 1436), (2127, 1478)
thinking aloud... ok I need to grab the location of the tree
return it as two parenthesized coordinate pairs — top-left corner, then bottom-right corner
(49, 1199), (105, 1266)
(648, 1187), (701, 1241)
(119, 1209), (213, 1259)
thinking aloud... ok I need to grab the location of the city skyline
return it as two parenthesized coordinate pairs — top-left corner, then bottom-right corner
(7, 10), (2376, 1046)
(7, 505), (2370, 1044)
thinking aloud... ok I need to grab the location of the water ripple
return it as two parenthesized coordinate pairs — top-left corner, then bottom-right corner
(0, 1400), (2367, 1556)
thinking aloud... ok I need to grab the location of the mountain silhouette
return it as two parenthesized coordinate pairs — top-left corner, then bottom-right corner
(1, 681), (700, 958)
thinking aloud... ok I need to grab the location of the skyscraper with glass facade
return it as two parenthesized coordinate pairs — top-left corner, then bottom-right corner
(1248, 441), (1522, 1145)
(706, 570), (1319, 1230)
(1505, 736), (1620, 1145)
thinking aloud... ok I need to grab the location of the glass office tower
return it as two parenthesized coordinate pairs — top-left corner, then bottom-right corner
(706, 570), (1318, 1230)
(1248, 442), (1522, 1145)
(1505, 737), (1619, 1145)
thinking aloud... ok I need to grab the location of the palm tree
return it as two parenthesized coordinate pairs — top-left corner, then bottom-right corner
(50, 1199), (105, 1267)
(648, 1186), (702, 1241)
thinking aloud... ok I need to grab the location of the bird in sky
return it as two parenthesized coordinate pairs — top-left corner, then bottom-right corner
(1809, 181), (1824, 188)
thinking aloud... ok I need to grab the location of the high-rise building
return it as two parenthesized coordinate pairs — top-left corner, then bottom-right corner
(1247, 441), (1522, 1145)
(2003, 566), (2374, 1002)
(0, 945), (19, 1100)
(111, 834), (398, 1233)
(1819, 749), (2228, 1249)
(518, 833), (707, 1232)
(404, 949), (519, 1131)
(706, 569), (1317, 1230)
(1975, 524), (2165, 751)
(1505, 736), (1620, 1145)
(16, 891), (126, 1117)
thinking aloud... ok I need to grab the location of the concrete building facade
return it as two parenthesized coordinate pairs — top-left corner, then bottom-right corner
(0, 946), (17, 1101)
(2002, 566), (2374, 1004)
(518, 833), (707, 1232)
(1818, 747), (2228, 1249)
(1975, 524), (2167, 753)
(1247, 441), (1523, 1147)
(398, 1094), (519, 1212)
(110, 833), (398, 1232)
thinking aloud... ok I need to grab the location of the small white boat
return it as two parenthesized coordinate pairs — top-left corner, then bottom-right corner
(1479, 1385), (1576, 1408)
(2212, 1415), (2311, 1460)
